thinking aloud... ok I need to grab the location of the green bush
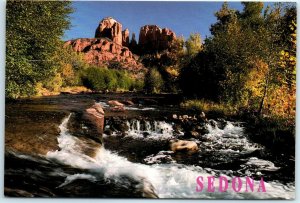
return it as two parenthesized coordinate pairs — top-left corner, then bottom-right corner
(81, 67), (143, 92)
(81, 67), (107, 91)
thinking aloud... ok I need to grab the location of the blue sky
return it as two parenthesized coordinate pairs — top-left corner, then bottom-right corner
(63, 1), (271, 41)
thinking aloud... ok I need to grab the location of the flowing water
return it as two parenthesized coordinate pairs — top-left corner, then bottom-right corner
(4, 95), (295, 199)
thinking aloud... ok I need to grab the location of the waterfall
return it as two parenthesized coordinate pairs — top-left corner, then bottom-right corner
(123, 119), (174, 139)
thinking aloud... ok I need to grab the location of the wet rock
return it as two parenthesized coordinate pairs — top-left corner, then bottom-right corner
(170, 140), (199, 153)
(217, 118), (227, 129)
(104, 128), (112, 135)
(108, 100), (125, 112)
(110, 106), (125, 112)
(84, 103), (105, 136)
(182, 115), (189, 120)
(143, 132), (150, 137)
(197, 126), (210, 135)
(187, 130), (200, 138)
(109, 119), (129, 133)
(108, 100), (124, 107)
(173, 124), (183, 134)
(144, 151), (174, 164)
(209, 119), (218, 128)
(199, 111), (208, 122)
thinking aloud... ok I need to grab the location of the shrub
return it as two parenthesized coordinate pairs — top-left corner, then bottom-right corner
(180, 99), (236, 116)
(81, 67), (107, 91)
(81, 67), (144, 92)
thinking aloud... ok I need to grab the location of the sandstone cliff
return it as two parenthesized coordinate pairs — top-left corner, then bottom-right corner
(64, 38), (144, 71)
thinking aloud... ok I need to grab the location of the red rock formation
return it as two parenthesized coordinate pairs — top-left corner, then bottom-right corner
(138, 25), (176, 54)
(95, 17), (122, 45)
(64, 38), (144, 71)
(122, 28), (130, 47)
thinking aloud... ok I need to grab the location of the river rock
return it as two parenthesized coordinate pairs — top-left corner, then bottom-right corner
(110, 106), (125, 112)
(217, 118), (227, 129)
(187, 130), (200, 138)
(108, 100), (124, 107)
(182, 115), (189, 120)
(84, 103), (105, 136)
(198, 111), (208, 122)
(170, 140), (199, 153)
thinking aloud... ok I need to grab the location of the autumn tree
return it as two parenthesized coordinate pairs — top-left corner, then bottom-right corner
(185, 33), (203, 57)
(179, 2), (296, 118)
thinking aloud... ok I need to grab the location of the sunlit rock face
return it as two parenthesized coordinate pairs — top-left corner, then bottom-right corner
(122, 28), (130, 47)
(64, 38), (144, 71)
(95, 17), (123, 45)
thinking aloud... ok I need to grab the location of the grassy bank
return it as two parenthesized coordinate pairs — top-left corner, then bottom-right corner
(180, 99), (237, 117)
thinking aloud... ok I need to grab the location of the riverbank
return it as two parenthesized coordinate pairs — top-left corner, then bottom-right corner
(180, 99), (295, 157)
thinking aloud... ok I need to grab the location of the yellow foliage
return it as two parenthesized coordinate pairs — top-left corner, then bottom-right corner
(245, 59), (268, 100)
(165, 67), (179, 77)
(265, 85), (295, 118)
(62, 63), (74, 78)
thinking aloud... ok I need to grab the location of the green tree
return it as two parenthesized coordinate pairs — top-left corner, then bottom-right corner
(144, 68), (164, 94)
(240, 2), (264, 30)
(6, 0), (73, 98)
(210, 2), (237, 35)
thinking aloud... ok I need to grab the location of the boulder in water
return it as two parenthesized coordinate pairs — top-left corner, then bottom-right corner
(84, 103), (105, 136)
(110, 106), (125, 112)
(108, 100), (124, 107)
(170, 140), (199, 153)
